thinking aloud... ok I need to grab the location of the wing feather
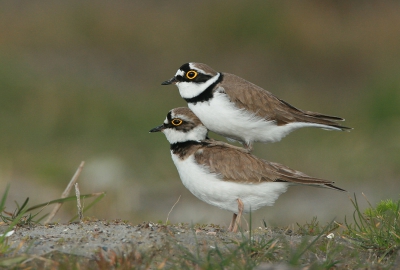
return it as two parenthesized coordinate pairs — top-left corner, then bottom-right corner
(220, 73), (351, 130)
(194, 140), (345, 191)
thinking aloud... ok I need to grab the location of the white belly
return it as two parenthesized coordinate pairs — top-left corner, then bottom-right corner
(188, 92), (329, 144)
(171, 153), (288, 213)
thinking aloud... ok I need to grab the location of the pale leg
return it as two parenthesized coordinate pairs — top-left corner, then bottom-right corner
(231, 198), (244, 233)
(228, 213), (237, 232)
(243, 142), (253, 152)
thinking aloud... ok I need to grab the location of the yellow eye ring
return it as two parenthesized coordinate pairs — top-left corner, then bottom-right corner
(186, 70), (198, 79)
(171, 119), (183, 126)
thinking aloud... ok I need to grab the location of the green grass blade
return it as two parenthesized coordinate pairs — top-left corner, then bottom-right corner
(0, 204), (30, 243)
(25, 192), (104, 212)
(0, 255), (29, 268)
(35, 213), (49, 224)
(289, 219), (335, 264)
(0, 184), (10, 212)
(15, 197), (29, 217)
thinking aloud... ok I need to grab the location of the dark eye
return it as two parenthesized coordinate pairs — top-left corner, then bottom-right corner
(186, 70), (198, 79)
(171, 119), (183, 126)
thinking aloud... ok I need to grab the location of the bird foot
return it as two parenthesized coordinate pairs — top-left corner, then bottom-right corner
(243, 142), (253, 152)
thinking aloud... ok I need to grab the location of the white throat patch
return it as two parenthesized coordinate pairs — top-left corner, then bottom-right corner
(163, 125), (207, 144)
(177, 73), (221, 99)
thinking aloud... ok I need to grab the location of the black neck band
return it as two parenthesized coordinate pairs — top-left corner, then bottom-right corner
(170, 141), (209, 158)
(184, 73), (223, 105)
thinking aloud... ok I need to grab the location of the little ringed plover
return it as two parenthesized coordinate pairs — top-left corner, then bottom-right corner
(162, 63), (351, 150)
(150, 107), (345, 232)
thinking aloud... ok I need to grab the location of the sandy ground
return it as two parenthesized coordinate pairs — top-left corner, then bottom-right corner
(9, 220), (400, 269)
(5, 220), (281, 256)
(2, 220), (307, 268)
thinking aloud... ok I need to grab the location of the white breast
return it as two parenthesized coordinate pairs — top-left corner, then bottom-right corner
(171, 153), (289, 213)
(188, 90), (333, 144)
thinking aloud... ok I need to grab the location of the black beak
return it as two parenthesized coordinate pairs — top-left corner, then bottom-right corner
(161, 77), (178, 85)
(149, 124), (164, 133)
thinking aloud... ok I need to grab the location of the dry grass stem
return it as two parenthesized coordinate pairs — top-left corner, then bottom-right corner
(75, 183), (83, 222)
(166, 195), (181, 225)
(44, 161), (85, 224)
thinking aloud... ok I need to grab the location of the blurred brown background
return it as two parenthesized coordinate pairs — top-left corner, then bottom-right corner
(0, 1), (399, 227)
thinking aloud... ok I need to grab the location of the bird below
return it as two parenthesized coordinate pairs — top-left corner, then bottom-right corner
(150, 107), (346, 232)
(162, 62), (351, 150)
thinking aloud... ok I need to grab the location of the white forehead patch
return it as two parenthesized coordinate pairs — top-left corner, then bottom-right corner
(164, 117), (168, 124)
(175, 69), (185, 77)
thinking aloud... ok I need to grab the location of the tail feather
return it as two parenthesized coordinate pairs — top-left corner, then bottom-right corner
(275, 176), (346, 192)
(304, 111), (345, 121)
(318, 123), (352, 132)
(323, 183), (347, 192)
(304, 112), (352, 131)
(278, 98), (352, 131)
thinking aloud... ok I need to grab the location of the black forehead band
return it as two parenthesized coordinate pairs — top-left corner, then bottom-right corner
(179, 63), (191, 72)
(167, 111), (172, 122)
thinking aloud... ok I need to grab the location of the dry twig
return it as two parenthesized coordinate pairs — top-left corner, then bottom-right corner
(166, 195), (181, 225)
(44, 161), (85, 224)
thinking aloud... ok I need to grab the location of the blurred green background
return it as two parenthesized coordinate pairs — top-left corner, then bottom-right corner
(0, 1), (399, 227)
